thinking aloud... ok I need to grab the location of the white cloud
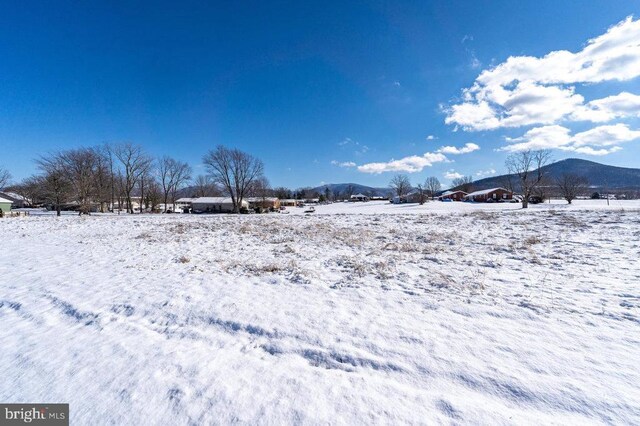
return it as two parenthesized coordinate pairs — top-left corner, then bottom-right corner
(572, 123), (640, 147)
(444, 170), (464, 180)
(476, 169), (497, 177)
(331, 160), (356, 168)
(572, 146), (622, 156)
(501, 123), (640, 154)
(503, 125), (573, 151)
(570, 92), (640, 122)
(437, 142), (480, 154)
(357, 152), (448, 174)
(426, 135), (437, 140)
(446, 17), (640, 131)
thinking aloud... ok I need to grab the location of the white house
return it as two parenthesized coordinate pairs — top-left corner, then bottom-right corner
(175, 197), (199, 212)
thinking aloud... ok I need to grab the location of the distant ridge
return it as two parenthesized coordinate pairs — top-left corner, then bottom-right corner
(311, 183), (392, 197)
(472, 158), (640, 191)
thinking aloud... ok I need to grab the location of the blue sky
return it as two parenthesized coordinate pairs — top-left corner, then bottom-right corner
(1, 1), (639, 188)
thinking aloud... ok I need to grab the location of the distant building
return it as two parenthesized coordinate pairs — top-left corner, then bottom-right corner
(0, 196), (13, 215)
(175, 197), (198, 212)
(191, 197), (249, 213)
(349, 193), (370, 202)
(112, 196), (143, 212)
(392, 192), (425, 204)
(247, 197), (281, 211)
(438, 190), (467, 201)
(280, 199), (302, 207)
(0, 192), (31, 208)
(464, 188), (513, 202)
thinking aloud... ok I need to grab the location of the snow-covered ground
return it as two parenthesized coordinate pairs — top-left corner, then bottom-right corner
(1, 202), (639, 424)
(285, 198), (640, 215)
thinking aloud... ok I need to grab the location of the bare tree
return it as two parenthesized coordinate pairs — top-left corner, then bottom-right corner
(112, 143), (153, 213)
(0, 166), (11, 190)
(169, 162), (192, 212)
(193, 175), (220, 197)
(114, 171), (127, 213)
(137, 161), (155, 213)
(249, 176), (271, 198)
(424, 176), (441, 199)
(158, 156), (192, 212)
(500, 173), (516, 194)
(273, 186), (292, 200)
(505, 150), (552, 208)
(248, 176), (272, 211)
(9, 176), (42, 207)
(532, 174), (554, 203)
(452, 176), (474, 193)
(36, 157), (72, 216)
(55, 148), (102, 215)
(103, 143), (117, 211)
(145, 178), (163, 212)
(415, 184), (427, 205)
(389, 174), (411, 200)
(92, 146), (113, 213)
(556, 173), (589, 204)
(202, 146), (264, 213)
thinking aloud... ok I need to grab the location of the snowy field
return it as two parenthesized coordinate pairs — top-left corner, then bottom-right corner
(1, 201), (639, 424)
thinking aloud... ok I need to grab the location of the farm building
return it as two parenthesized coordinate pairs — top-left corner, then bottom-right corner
(0, 196), (13, 215)
(464, 188), (513, 202)
(438, 190), (467, 201)
(247, 197), (281, 211)
(191, 197), (249, 213)
(350, 193), (370, 202)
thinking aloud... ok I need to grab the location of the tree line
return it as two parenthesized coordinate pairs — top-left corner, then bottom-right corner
(0, 144), (270, 215)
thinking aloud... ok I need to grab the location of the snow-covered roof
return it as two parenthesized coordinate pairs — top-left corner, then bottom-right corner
(176, 197), (198, 203)
(246, 197), (279, 202)
(192, 197), (236, 203)
(465, 187), (509, 197)
(191, 197), (250, 206)
(440, 190), (467, 196)
(351, 193), (368, 198)
(0, 196), (13, 204)
(0, 192), (27, 201)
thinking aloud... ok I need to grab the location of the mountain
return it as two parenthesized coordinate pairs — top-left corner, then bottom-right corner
(311, 183), (392, 197)
(471, 158), (640, 191)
